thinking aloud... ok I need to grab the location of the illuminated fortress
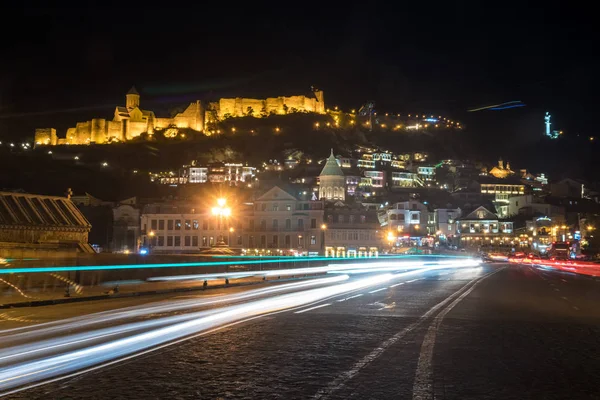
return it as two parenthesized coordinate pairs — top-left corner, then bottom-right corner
(35, 87), (325, 146)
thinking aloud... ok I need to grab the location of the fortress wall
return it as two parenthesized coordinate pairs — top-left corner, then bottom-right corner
(75, 121), (91, 144)
(34, 128), (57, 146)
(91, 118), (106, 144)
(284, 95), (313, 112)
(239, 99), (264, 117)
(218, 98), (237, 118)
(66, 128), (77, 144)
(154, 117), (174, 128)
(173, 101), (204, 131)
(265, 97), (285, 114)
(107, 121), (123, 141)
(128, 121), (147, 139)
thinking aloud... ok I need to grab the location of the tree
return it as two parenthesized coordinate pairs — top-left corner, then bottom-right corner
(246, 106), (254, 117)
(260, 106), (268, 118)
(282, 104), (289, 114)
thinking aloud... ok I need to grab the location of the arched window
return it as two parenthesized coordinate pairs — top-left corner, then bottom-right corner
(326, 187), (332, 198)
(333, 187), (339, 198)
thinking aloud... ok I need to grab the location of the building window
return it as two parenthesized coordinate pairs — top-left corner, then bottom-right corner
(273, 235), (278, 247)
(310, 235), (317, 245)
(303, 203), (309, 210)
(202, 221), (208, 230)
(158, 220), (165, 230)
(260, 235), (266, 248)
(412, 204), (418, 211)
(202, 236), (207, 247)
(184, 236), (190, 246)
(249, 220), (255, 230)
(174, 236), (181, 246)
(237, 236), (242, 245)
(193, 220), (199, 230)
(260, 220), (266, 230)
(349, 215), (355, 224)
(311, 218), (317, 229)
(261, 203), (267, 211)
(175, 220), (181, 230)
(167, 236), (173, 246)
(411, 214), (419, 221)
(158, 236), (165, 246)
(286, 204), (291, 211)
(285, 235), (290, 246)
(210, 236), (214, 246)
(192, 236), (198, 247)
(185, 220), (191, 230)
(273, 204), (278, 211)
(327, 215), (333, 223)
(151, 219), (157, 230)
(168, 220), (174, 230)
(297, 219), (304, 230)
(285, 219), (291, 230)
(249, 236), (255, 247)
(338, 215), (344, 223)
(273, 219), (278, 230)
(298, 235), (303, 247)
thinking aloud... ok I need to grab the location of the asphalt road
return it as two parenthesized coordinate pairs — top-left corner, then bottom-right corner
(1, 263), (600, 399)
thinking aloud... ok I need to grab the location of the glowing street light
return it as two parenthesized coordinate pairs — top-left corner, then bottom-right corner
(212, 198), (232, 246)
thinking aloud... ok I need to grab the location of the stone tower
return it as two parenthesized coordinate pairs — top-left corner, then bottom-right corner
(319, 149), (346, 201)
(126, 86), (140, 111)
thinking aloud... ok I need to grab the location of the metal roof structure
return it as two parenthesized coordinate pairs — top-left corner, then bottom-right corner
(319, 149), (344, 177)
(0, 192), (91, 231)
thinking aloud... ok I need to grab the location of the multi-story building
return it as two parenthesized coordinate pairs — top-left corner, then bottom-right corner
(433, 208), (462, 238)
(479, 178), (526, 217)
(244, 186), (325, 255)
(507, 195), (564, 219)
(323, 207), (383, 257)
(381, 200), (429, 237)
(188, 167), (208, 183)
(417, 166), (436, 182)
(364, 170), (385, 188)
(141, 203), (242, 254)
(457, 206), (515, 248)
(391, 171), (423, 188)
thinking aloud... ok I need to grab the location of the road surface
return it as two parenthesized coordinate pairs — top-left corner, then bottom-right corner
(1, 262), (599, 399)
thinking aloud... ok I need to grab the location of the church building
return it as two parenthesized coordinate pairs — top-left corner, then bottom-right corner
(319, 150), (346, 201)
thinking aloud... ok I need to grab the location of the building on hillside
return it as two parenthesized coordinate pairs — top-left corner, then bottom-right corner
(507, 195), (565, 219)
(323, 205), (383, 257)
(488, 159), (514, 179)
(244, 186), (325, 255)
(35, 87), (204, 146)
(207, 88), (325, 120)
(0, 191), (93, 255)
(319, 150), (346, 201)
(550, 178), (586, 198)
(478, 178), (526, 217)
(457, 206), (516, 248)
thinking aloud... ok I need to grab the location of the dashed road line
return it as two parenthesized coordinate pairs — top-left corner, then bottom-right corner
(368, 287), (387, 294)
(313, 268), (503, 400)
(573, 306), (580, 311)
(406, 279), (420, 283)
(554, 288), (560, 292)
(390, 282), (405, 288)
(561, 296), (568, 301)
(294, 303), (332, 314)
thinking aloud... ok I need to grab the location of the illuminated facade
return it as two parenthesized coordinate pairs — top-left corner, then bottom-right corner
(319, 150), (346, 201)
(323, 208), (383, 257)
(457, 206), (516, 247)
(207, 89), (324, 120)
(488, 159), (514, 179)
(35, 87), (204, 146)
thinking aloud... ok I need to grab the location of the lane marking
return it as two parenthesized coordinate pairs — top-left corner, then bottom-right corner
(554, 288), (560, 292)
(346, 294), (363, 300)
(313, 268), (502, 400)
(390, 282), (405, 288)
(406, 279), (420, 283)
(561, 296), (568, 301)
(561, 279), (567, 283)
(573, 306), (580, 311)
(368, 288), (387, 294)
(294, 303), (332, 314)
(411, 268), (503, 400)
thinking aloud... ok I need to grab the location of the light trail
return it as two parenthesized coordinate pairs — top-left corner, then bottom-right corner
(0, 260), (479, 394)
(0, 273), (394, 392)
(0, 255), (472, 275)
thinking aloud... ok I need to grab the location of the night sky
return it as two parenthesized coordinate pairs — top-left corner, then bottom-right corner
(1, 3), (598, 144)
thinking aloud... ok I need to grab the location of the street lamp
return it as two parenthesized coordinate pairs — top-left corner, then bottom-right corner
(147, 230), (155, 253)
(211, 198), (231, 246)
(229, 227), (234, 246)
(387, 231), (396, 253)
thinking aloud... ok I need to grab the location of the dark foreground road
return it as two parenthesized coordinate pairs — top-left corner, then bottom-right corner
(2, 263), (600, 399)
